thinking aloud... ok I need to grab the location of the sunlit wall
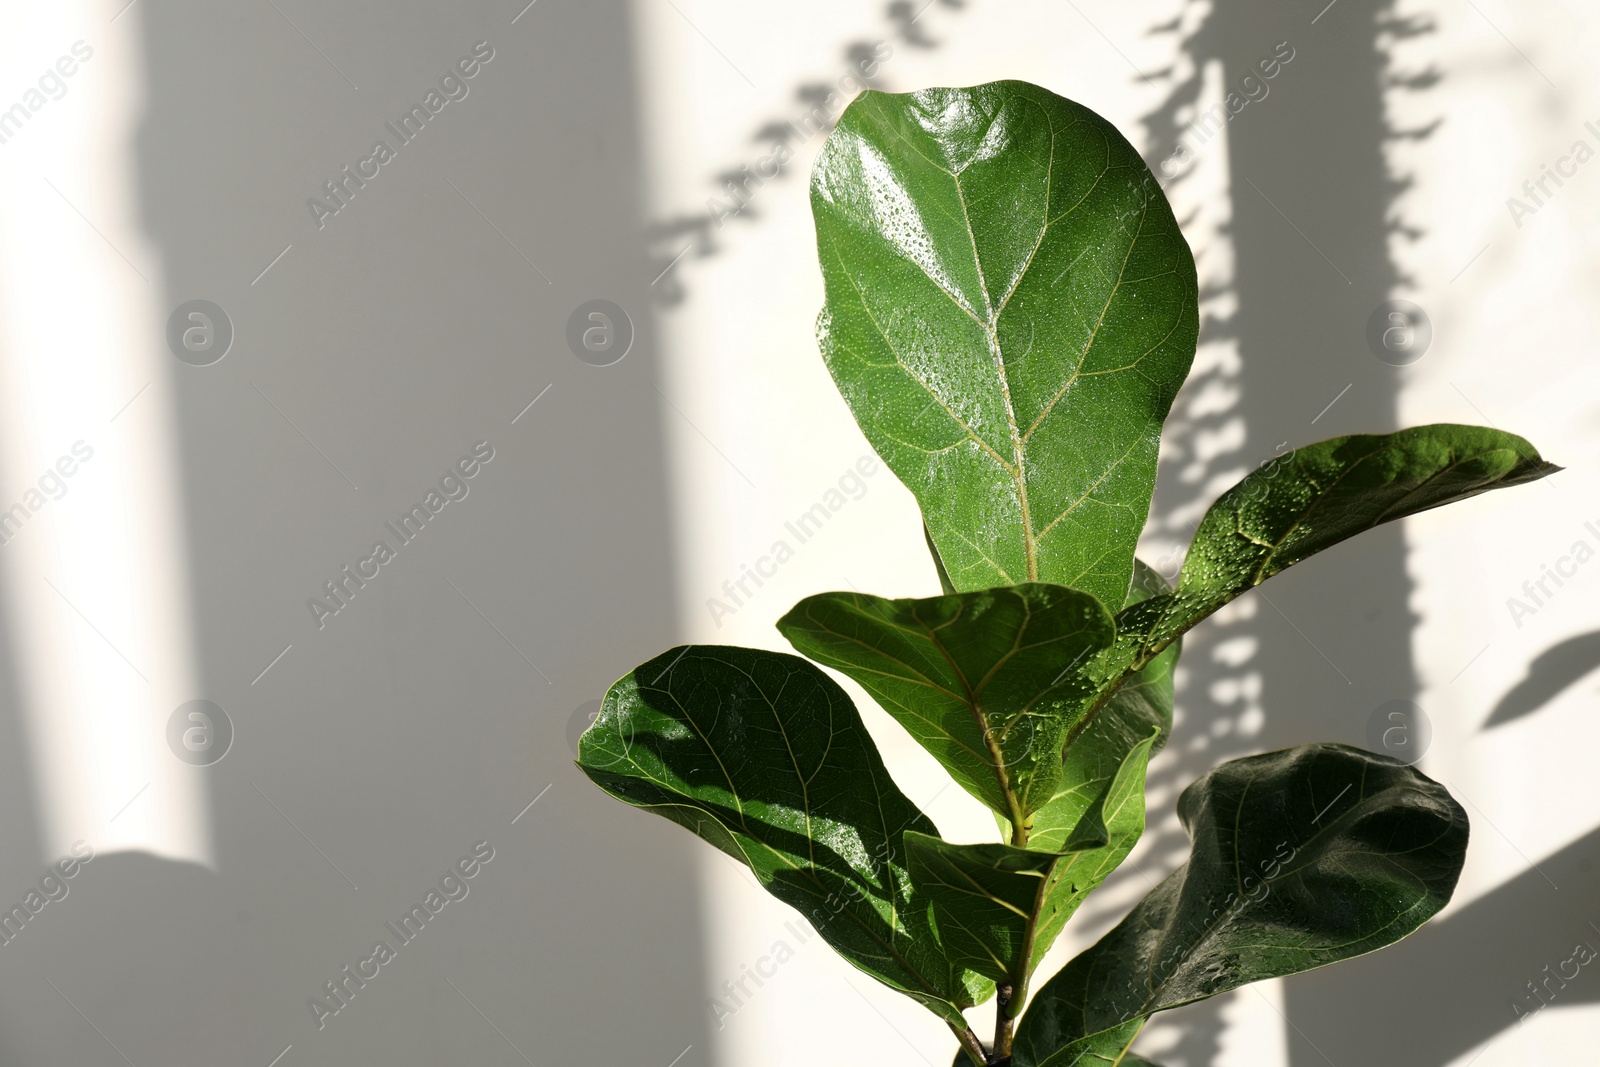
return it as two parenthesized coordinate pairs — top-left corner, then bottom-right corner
(631, 1), (1600, 1064)
(0, 2), (208, 866)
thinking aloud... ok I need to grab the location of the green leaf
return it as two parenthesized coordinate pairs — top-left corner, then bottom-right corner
(1022, 731), (1155, 977)
(1025, 560), (1178, 852)
(577, 645), (989, 1024)
(1013, 744), (1469, 1066)
(907, 732), (1156, 1001)
(907, 832), (1068, 987)
(1116, 425), (1558, 666)
(950, 1020), (1150, 1067)
(777, 584), (1115, 823)
(811, 81), (1199, 608)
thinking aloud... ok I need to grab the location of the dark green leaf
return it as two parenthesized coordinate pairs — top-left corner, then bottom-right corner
(907, 832), (1065, 987)
(1116, 425), (1558, 665)
(811, 81), (1199, 608)
(906, 732), (1153, 1004)
(957, 1020), (1148, 1067)
(778, 584), (1115, 822)
(577, 646), (989, 1023)
(1014, 745), (1468, 1066)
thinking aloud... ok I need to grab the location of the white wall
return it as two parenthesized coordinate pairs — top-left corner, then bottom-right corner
(631, 1), (1600, 1064)
(0, 2), (706, 1065)
(0, 1), (1593, 1065)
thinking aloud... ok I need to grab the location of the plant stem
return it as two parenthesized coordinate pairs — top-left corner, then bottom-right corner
(992, 983), (1015, 1061)
(949, 1022), (989, 1066)
(1062, 657), (1145, 752)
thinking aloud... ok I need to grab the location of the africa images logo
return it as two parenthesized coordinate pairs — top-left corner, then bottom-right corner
(307, 41), (495, 230)
(308, 841), (495, 1030)
(307, 441), (495, 629)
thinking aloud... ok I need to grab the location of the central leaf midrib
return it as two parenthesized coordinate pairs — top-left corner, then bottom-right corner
(943, 111), (1153, 588)
(950, 145), (1036, 581)
(916, 599), (1027, 831)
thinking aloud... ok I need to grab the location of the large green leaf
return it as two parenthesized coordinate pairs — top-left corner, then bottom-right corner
(907, 732), (1156, 1002)
(577, 646), (989, 1023)
(1112, 424), (1558, 672)
(1013, 744), (1469, 1067)
(778, 584), (1115, 824)
(811, 81), (1199, 608)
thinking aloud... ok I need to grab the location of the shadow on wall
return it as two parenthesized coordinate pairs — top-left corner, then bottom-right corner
(0, 2), (706, 1065)
(0, 573), (44, 1054)
(1111, 3), (1600, 1065)
(1065, 1), (1442, 1064)
(1484, 629), (1600, 728)
(645, 0), (972, 307)
(1286, 628), (1600, 1063)
(1288, 822), (1600, 1062)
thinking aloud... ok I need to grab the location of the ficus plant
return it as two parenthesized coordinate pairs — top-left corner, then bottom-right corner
(577, 81), (1557, 1066)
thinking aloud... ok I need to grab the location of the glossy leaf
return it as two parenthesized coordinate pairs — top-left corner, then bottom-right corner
(1065, 1035), (1163, 1067)
(906, 731), (1153, 998)
(908, 833), (1068, 988)
(1113, 425), (1558, 668)
(1021, 731), (1155, 981)
(811, 81), (1199, 608)
(778, 584), (1115, 822)
(1013, 745), (1469, 1066)
(1025, 561), (1178, 852)
(577, 645), (989, 1023)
